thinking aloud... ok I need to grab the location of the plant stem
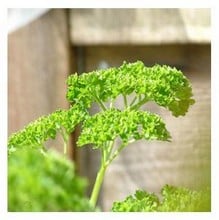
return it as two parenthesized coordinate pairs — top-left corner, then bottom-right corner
(89, 139), (135, 208)
(107, 143), (126, 165)
(90, 140), (115, 207)
(130, 96), (148, 110)
(63, 140), (67, 154)
(60, 128), (69, 154)
(40, 144), (47, 155)
(123, 94), (128, 108)
(101, 145), (107, 165)
(109, 98), (114, 108)
(93, 93), (107, 111)
(130, 96), (137, 106)
(107, 140), (115, 160)
(107, 139), (135, 165)
(89, 164), (107, 208)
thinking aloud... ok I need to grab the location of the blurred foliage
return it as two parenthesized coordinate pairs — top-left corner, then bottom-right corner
(8, 149), (95, 211)
(112, 185), (211, 212)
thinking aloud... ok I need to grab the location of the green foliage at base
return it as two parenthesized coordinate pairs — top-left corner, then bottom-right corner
(112, 185), (211, 212)
(8, 149), (94, 211)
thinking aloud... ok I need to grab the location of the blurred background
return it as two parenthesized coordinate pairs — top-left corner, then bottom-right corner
(8, 8), (210, 211)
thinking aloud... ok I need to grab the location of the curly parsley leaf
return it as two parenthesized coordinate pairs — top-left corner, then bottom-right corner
(8, 61), (195, 209)
(66, 61), (195, 116)
(112, 185), (210, 212)
(8, 104), (88, 153)
(77, 108), (171, 148)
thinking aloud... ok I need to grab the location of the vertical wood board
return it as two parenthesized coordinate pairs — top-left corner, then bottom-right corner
(8, 9), (73, 153)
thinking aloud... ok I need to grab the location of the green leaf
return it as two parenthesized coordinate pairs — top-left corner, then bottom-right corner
(112, 185), (211, 212)
(159, 185), (211, 211)
(66, 61), (195, 116)
(8, 149), (95, 211)
(77, 108), (171, 148)
(7, 60), (196, 210)
(8, 104), (88, 153)
(112, 190), (159, 212)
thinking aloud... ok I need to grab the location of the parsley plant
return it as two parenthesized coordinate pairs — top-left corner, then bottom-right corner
(8, 61), (195, 208)
(112, 185), (210, 212)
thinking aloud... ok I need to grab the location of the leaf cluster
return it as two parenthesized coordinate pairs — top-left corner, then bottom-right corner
(160, 184), (211, 211)
(67, 61), (194, 116)
(7, 61), (196, 211)
(8, 61), (194, 153)
(112, 190), (160, 212)
(8, 105), (88, 153)
(111, 185), (211, 212)
(8, 149), (95, 211)
(78, 108), (171, 148)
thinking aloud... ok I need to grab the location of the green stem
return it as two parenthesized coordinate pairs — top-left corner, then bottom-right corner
(89, 139), (135, 208)
(89, 140), (115, 207)
(89, 164), (107, 208)
(130, 96), (137, 106)
(63, 140), (67, 154)
(107, 143), (126, 165)
(123, 94), (128, 108)
(93, 93), (107, 111)
(60, 128), (69, 154)
(89, 139), (135, 207)
(97, 99), (107, 111)
(40, 144), (47, 155)
(130, 96), (148, 110)
(107, 140), (115, 160)
(101, 146), (106, 165)
(109, 98), (114, 108)
(88, 87), (107, 111)
(107, 139), (135, 165)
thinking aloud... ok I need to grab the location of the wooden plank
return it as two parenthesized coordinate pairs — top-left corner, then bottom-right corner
(79, 44), (210, 210)
(8, 9), (74, 155)
(70, 9), (210, 45)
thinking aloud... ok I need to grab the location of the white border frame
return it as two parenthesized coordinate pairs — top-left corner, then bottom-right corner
(1, 1), (218, 220)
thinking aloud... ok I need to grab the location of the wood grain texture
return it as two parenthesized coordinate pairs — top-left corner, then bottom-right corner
(70, 9), (210, 45)
(79, 44), (211, 210)
(8, 9), (73, 154)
